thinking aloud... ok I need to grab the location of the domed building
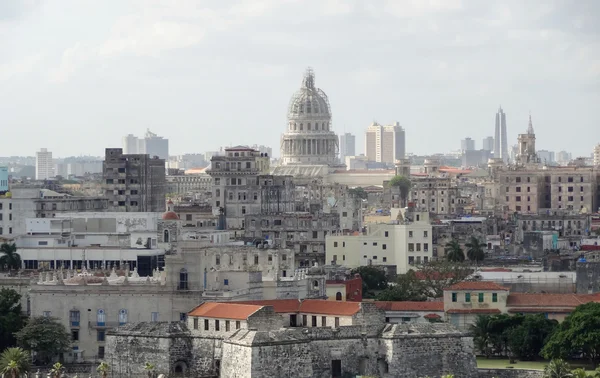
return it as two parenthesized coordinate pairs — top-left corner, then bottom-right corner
(280, 68), (340, 168)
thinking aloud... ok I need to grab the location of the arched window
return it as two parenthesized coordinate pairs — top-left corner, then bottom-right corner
(313, 280), (319, 290)
(163, 229), (169, 243)
(336, 292), (342, 301)
(97, 309), (106, 326)
(119, 309), (128, 325)
(179, 268), (188, 290)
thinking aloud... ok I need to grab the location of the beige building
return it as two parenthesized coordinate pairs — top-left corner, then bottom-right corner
(594, 144), (600, 166)
(326, 209), (432, 274)
(443, 281), (509, 330)
(365, 122), (405, 164)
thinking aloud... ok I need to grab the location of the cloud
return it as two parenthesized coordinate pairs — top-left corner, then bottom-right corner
(0, 53), (44, 81)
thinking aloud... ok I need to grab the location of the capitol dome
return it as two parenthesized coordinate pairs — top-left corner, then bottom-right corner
(280, 68), (339, 167)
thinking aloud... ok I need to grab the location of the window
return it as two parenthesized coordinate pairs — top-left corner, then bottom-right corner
(384, 231), (389, 237)
(372, 242), (377, 246)
(215, 320), (220, 331)
(313, 231), (318, 239)
(465, 293), (471, 302)
(416, 243), (421, 252)
(236, 321), (241, 329)
(423, 231), (428, 237)
(119, 309), (128, 325)
(408, 256), (414, 265)
(193, 318), (199, 330)
(179, 268), (188, 290)
(424, 243), (429, 252)
(302, 315), (307, 325)
(409, 231), (413, 238)
(204, 319), (209, 330)
(335, 317), (340, 327)
(382, 244), (387, 250)
(492, 293), (498, 302)
(151, 312), (159, 322)
(452, 293), (457, 302)
(372, 256), (377, 260)
(97, 309), (105, 326)
(70, 310), (80, 327)
(516, 187), (521, 192)
(98, 346), (105, 359)
(382, 257), (387, 262)
(97, 330), (105, 342)
(215, 255), (221, 265)
(254, 255), (259, 265)
(478, 293), (484, 303)
(401, 317), (411, 322)
(408, 243), (414, 252)
(334, 242), (338, 247)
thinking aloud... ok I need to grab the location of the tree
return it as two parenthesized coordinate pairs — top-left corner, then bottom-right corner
(348, 187), (367, 200)
(414, 261), (473, 298)
(445, 240), (465, 262)
(144, 362), (156, 378)
(97, 361), (110, 378)
(0, 347), (30, 378)
(0, 243), (20, 271)
(0, 288), (26, 352)
(543, 359), (572, 378)
(376, 270), (427, 301)
(542, 302), (600, 367)
(571, 368), (587, 378)
(15, 316), (71, 364)
(507, 314), (558, 360)
(49, 362), (64, 378)
(465, 236), (485, 263)
(351, 266), (388, 298)
(471, 315), (493, 358)
(389, 175), (411, 206)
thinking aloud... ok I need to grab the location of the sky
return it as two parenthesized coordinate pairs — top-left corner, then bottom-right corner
(1, 0), (599, 158)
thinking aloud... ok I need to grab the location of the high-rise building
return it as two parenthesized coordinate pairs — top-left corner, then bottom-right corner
(537, 150), (555, 165)
(461, 138), (475, 152)
(556, 151), (572, 165)
(594, 144), (600, 166)
(102, 148), (166, 212)
(339, 133), (356, 162)
(122, 130), (169, 160)
(482, 136), (494, 152)
(365, 122), (405, 164)
(0, 166), (8, 193)
(35, 148), (54, 180)
(494, 107), (509, 163)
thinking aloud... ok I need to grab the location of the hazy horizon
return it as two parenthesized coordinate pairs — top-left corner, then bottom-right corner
(1, 0), (599, 158)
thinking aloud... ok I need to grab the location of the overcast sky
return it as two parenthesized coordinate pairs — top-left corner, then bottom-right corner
(1, 0), (599, 158)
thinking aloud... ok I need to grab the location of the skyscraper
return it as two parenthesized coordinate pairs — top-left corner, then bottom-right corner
(122, 134), (138, 154)
(339, 133), (356, 162)
(482, 136), (494, 152)
(594, 144), (600, 166)
(460, 138), (475, 152)
(122, 130), (169, 160)
(365, 121), (405, 164)
(35, 148), (54, 180)
(494, 107), (509, 163)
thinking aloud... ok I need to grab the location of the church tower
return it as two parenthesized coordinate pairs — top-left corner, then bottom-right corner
(516, 114), (538, 166)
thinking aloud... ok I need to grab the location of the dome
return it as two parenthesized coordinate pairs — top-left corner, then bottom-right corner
(287, 68), (331, 120)
(167, 199), (174, 205)
(162, 211), (179, 220)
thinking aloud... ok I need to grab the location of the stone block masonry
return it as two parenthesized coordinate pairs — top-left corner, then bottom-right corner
(478, 368), (544, 378)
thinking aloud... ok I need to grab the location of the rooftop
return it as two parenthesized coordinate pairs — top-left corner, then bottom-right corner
(232, 299), (361, 316)
(188, 302), (264, 320)
(507, 293), (600, 308)
(374, 301), (444, 312)
(444, 281), (509, 291)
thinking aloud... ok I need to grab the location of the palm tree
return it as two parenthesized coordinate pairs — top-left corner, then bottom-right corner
(445, 240), (465, 262)
(470, 315), (492, 358)
(0, 347), (30, 378)
(389, 175), (411, 206)
(543, 359), (573, 378)
(571, 368), (587, 378)
(465, 236), (485, 264)
(49, 362), (64, 378)
(0, 243), (21, 271)
(97, 361), (110, 378)
(144, 362), (156, 378)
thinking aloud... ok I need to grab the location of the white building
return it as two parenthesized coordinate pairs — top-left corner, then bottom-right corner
(36, 148), (54, 180)
(594, 144), (600, 166)
(122, 130), (169, 160)
(325, 209), (432, 274)
(365, 122), (405, 164)
(339, 133), (356, 163)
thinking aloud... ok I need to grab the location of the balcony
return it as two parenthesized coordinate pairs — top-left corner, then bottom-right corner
(88, 321), (124, 329)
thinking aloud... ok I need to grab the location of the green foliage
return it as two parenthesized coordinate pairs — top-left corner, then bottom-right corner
(351, 266), (388, 298)
(15, 316), (71, 364)
(144, 362), (156, 378)
(0, 288), (26, 352)
(543, 359), (572, 378)
(97, 361), (110, 378)
(571, 368), (587, 378)
(508, 315), (558, 360)
(348, 187), (367, 200)
(376, 270), (428, 301)
(49, 362), (64, 378)
(388, 175), (411, 204)
(0, 243), (20, 271)
(465, 236), (485, 263)
(445, 240), (465, 262)
(0, 347), (30, 377)
(542, 303), (600, 367)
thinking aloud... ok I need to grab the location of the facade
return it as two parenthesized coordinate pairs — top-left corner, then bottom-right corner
(280, 68), (339, 166)
(461, 138), (475, 152)
(515, 115), (539, 166)
(482, 136), (494, 152)
(365, 122), (405, 164)
(594, 144), (600, 166)
(0, 166), (8, 192)
(165, 173), (211, 195)
(102, 148), (166, 212)
(106, 301), (479, 378)
(122, 130), (169, 160)
(494, 107), (509, 163)
(338, 132), (356, 162)
(326, 209), (432, 274)
(35, 148), (54, 180)
(410, 177), (462, 215)
(375, 301), (445, 324)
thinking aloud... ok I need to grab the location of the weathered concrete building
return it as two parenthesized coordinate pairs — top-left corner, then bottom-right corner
(106, 300), (479, 378)
(102, 148), (166, 212)
(165, 173), (212, 195)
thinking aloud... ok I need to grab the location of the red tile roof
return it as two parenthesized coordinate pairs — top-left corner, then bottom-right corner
(507, 293), (600, 308)
(300, 300), (360, 316)
(446, 308), (501, 314)
(507, 308), (574, 314)
(188, 302), (263, 320)
(233, 299), (301, 313)
(444, 282), (509, 291)
(374, 301), (444, 312)
(424, 313), (442, 319)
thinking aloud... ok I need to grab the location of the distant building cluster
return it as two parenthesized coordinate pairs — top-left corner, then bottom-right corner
(122, 129), (169, 160)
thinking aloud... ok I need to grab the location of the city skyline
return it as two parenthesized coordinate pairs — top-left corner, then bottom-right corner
(1, 1), (599, 158)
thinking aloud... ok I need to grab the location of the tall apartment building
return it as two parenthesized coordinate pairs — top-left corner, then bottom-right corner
(594, 144), (600, 166)
(0, 167), (8, 193)
(556, 151), (572, 165)
(35, 148), (54, 180)
(461, 138), (475, 152)
(494, 107), (509, 163)
(102, 148), (166, 212)
(338, 133), (356, 162)
(365, 121), (405, 164)
(537, 150), (555, 165)
(121, 130), (169, 160)
(482, 136), (494, 152)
